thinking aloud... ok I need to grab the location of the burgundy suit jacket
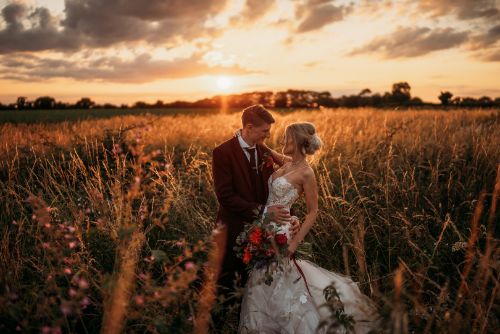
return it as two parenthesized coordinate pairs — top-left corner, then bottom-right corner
(212, 135), (275, 289)
(212, 135), (274, 231)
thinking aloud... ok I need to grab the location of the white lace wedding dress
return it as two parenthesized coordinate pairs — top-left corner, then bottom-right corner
(238, 175), (380, 334)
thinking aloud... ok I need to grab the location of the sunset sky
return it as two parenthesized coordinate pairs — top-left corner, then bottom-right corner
(0, 0), (499, 104)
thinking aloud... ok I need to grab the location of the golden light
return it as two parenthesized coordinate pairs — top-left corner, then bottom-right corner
(216, 76), (233, 90)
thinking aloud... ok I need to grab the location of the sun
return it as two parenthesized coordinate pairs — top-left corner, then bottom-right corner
(216, 76), (233, 90)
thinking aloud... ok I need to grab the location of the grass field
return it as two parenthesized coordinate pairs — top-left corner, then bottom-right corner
(0, 107), (499, 333)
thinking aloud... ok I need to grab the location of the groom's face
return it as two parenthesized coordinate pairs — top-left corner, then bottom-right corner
(246, 122), (272, 145)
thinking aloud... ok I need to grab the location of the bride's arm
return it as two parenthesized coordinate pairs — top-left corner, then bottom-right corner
(287, 168), (318, 254)
(263, 143), (292, 167)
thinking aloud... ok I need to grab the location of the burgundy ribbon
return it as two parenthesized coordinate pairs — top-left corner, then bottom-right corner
(291, 254), (313, 298)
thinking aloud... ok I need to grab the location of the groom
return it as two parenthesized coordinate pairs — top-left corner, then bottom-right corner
(211, 104), (298, 324)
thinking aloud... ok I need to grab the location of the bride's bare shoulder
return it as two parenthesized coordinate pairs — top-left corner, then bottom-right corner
(301, 165), (316, 182)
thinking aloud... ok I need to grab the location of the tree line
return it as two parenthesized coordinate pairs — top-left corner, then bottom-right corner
(2, 82), (499, 110)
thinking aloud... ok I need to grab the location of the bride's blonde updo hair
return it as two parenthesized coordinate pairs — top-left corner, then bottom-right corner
(285, 122), (322, 155)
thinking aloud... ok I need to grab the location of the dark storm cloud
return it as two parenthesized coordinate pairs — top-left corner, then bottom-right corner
(417, 0), (499, 21)
(348, 26), (469, 58)
(295, 0), (353, 33)
(0, 53), (254, 83)
(0, 0), (228, 54)
(0, 3), (80, 53)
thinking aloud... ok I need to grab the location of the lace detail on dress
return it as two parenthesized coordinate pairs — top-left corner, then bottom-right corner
(265, 176), (300, 209)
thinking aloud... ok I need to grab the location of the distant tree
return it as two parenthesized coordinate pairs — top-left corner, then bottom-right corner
(478, 96), (493, 108)
(358, 88), (372, 96)
(16, 96), (27, 109)
(370, 93), (383, 107)
(461, 97), (478, 107)
(103, 103), (117, 109)
(133, 101), (149, 108)
(34, 96), (56, 109)
(410, 97), (423, 105)
(274, 92), (288, 108)
(494, 97), (500, 107)
(451, 97), (462, 105)
(317, 91), (336, 107)
(55, 102), (69, 109)
(257, 91), (274, 107)
(439, 91), (453, 106)
(154, 100), (165, 108)
(75, 97), (95, 109)
(391, 82), (412, 104)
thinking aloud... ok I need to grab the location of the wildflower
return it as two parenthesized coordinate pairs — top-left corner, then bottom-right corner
(78, 278), (89, 289)
(185, 261), (195, 270)
(68, 241), (77, 249)
(60, 303), (72, 316)
(80, 297), (90, 308)
(134, 295), (145, 306)
(63, 268), (72, 275)
(12, 220), (17, 225)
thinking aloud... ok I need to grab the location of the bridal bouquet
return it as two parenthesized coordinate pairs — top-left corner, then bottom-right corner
(234, 213), (297, 285)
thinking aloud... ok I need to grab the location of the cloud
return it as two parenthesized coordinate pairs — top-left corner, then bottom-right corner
(0, 3), (81, 53)
(348, 26), (469, 58)
(471, 24), (500, 47)
(0, 52), (254, 83)
(238, 0), (275, 22)
(0, 0), (228, 53)
(417, 0), (499, 21)
(295, 0), (353, 33)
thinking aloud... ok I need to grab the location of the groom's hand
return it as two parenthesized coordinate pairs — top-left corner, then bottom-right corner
(266, 205), (291, 225)
(290, 216), (300, 238)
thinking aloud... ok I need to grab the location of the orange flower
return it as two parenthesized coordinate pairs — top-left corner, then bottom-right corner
(243, 247), (252, 265)
(249, 227), (263, 245)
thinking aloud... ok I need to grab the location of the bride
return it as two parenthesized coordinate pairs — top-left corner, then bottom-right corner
(238, 122), (379, 333)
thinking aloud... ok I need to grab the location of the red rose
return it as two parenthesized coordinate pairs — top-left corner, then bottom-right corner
(265, 155), (274, 168)
(275, 233), (288, 245)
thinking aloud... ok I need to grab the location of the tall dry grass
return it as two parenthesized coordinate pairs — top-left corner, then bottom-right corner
(0, 108), (499, 333)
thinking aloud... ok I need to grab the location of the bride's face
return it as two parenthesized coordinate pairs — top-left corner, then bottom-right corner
(281, 130), (296, 155)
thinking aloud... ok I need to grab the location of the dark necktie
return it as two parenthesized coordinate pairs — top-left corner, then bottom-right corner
(244, 147), (258, 175)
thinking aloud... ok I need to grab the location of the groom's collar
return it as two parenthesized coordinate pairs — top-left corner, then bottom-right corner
(236, 129), (256, 149)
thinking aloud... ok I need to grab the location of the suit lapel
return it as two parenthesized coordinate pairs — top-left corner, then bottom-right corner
(230, 136), (253, 190)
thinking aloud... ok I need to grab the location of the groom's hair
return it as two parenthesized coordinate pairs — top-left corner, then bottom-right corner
(242, 104), (275, 126)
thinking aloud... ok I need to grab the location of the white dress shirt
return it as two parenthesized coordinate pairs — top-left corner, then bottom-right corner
(236, 129), (259, 172)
